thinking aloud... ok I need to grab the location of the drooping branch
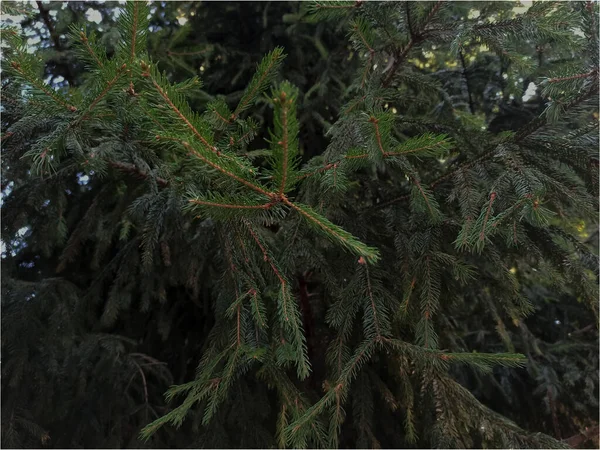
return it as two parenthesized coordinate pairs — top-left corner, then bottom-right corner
(369, 116), (386, 155)
(78, 68), (126, 122)
(36, 1), (61, 50)
(147, 75), (215, 152)
(458, 50), (475, 114)
(382, 0), (445, 87)
(108, 161), (169, 187)
(189, 199), (273, 210)
(10, 62), (77, 112)
(79, 32), (104, 68)
(278, 92), (291, 195)
(177, 139), (273, 197)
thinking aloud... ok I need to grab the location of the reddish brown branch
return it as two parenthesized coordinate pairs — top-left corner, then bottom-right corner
(108, 161), (168, 187)
(279, 91), (290, 195)
(382, 0), (444, 88)
(547, 71), (595, 83)
(479, 192), (497, 242)
(149, 77), (214, 152)
(79, 32), (104, 68)
(79, 70), (125, 121)
(130, 2), (139, 60)
(412, 177), (435, 216)
(244, 220), (289, 321)
(370, 116), (386, 155)
(297, 272), (314, 356)
(189, 199), (273, 210)
(181, 141), (272, 196)
(36, 1), (61, 49)
(563, 425), (599, 448)
(10, 62), (77, 111)
(233, 54), (279, 119)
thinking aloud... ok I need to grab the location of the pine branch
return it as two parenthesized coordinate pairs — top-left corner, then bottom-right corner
(130, 1), (140, 61)
(369, 116), (386, 155)
(547, 70), (596, 83)
(232, 47), (285, 119)
(108, 161), (168, 187)
(516, 82), (599, 141)
(479, 192), (497, 243)
(35, 1), (61, 50)
(78, 66), (127, 122)
(563, 425), (599, 448)
(279, 94), (290, 194)
(79, 31), (104, 68)
(189, 199), (273, 210)
(458, 50), (475, 114)
(147, 75), (215, 152)
(364, 264), (381, 338)
(9, 62), (77, 112)
(244, 220), (287, 291)
(382, 0), (444, 87)
(269, 83), (300, 195)
(177, 139), (273, 197)
(283, 198), (380, 263)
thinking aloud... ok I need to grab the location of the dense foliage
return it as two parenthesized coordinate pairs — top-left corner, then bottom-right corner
(1, 1), (598, 448)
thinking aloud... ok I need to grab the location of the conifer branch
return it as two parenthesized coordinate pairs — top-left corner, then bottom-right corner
(130, 1), (139, 61)
(233, 48), (285, 119)
(283, 198), (380, 263)
(369, 116), (386, 155)
(344, 153), (370, 160)
(10, 62), (77, 112)
(250, 289), (266, 328)
(79, 32), (104, 68)
(188, 199), (273, 210)
(279, 92), (291, 195)
(212, 109), (231, 125)
(243, 220), (287, 299)
(149, 77), (215, 152)
(364, 264), (381, 338)
(175, 139), (272, 197)
(515, 83), (599, 141)
(547, 70), (596, 83)
(375, 146), (499, 208)
(384, 140), (448, 157)
(108, 161), (168, 187)
(411, 177), (435, 216)
(36, 1), (61, 50)
(479, 192), (497, 243)
(382, 0), (444, 87)
(405, 3), (415, 38)
(352, 20), (375, 88)
(79, 68), (126, 121)
(148, 75), (252, 173)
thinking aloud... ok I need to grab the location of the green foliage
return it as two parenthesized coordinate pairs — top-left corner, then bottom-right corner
(2, 1), (598, 449)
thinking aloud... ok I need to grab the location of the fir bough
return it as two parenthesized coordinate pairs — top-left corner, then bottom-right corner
(2, 1), (598, 448)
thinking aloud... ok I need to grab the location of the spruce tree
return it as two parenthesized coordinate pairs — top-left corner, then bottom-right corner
(1, 1), (598, 449)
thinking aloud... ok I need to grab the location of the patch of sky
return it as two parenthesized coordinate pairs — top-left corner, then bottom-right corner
(523, 82), (537, 102)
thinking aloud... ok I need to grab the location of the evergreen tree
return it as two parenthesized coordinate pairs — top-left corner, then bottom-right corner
(1, 1), (598, 448)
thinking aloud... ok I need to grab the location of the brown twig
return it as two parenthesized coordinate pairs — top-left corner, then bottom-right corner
(563, 425), (599, 448)
(108, 161), (169, 187)
(36, 1), (60, 50)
